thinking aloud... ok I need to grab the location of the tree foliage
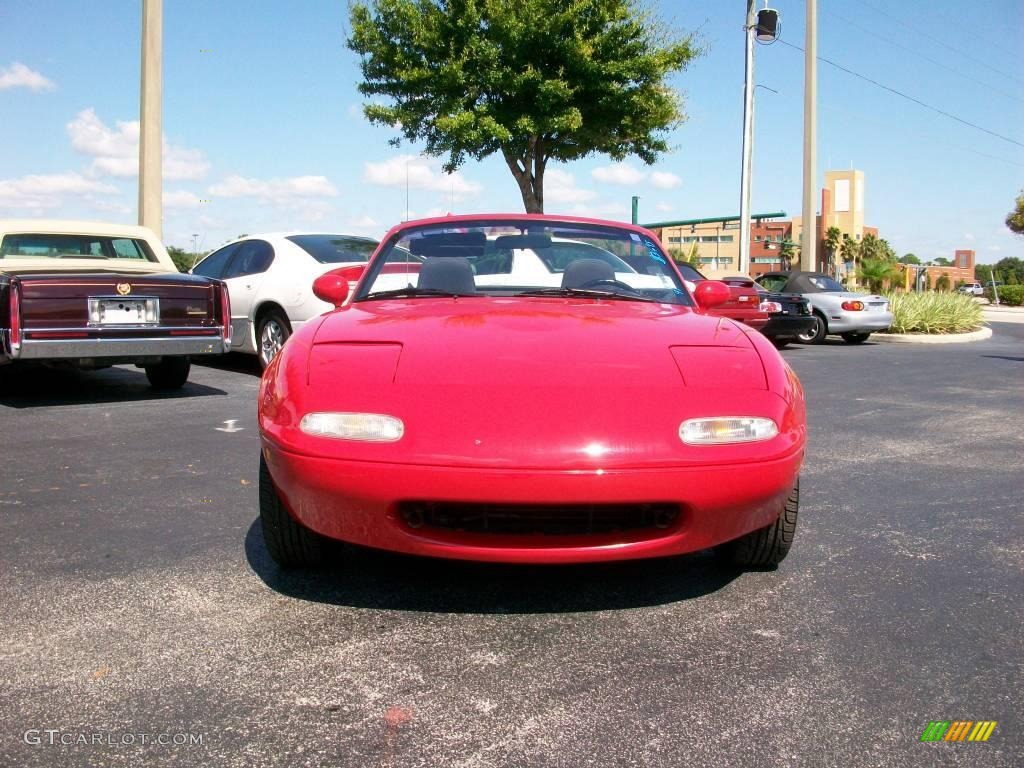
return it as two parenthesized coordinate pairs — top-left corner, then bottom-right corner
(347, 0), (700, 212)
(898, 253), (920, 265)
(857, 257), (901, 293)
(935, 273), (950, 291)
(1006, 190), (1024, 235)
(993, 256), (1024, 284)
(933, 256), (951, 267)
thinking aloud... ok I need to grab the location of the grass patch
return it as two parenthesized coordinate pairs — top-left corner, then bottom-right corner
(882, 291), (985, 334)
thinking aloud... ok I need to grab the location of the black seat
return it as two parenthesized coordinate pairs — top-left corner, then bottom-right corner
(561, 258), (615, 289)
(417, 257), (477, 294)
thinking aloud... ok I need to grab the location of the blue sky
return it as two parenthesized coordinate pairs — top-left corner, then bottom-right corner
(1, 0), (1021, 263)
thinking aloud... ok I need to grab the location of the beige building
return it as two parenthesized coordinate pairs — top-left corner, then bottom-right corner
(647, 212), (787, 276)
(793, 169), (877, 274)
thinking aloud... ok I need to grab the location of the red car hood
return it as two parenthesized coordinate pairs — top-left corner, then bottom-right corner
(274, 298), (789, 469)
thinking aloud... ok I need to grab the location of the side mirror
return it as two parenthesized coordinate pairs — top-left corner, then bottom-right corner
(333, 264), (366, 282)
(312, 271), (351, 308)
(693, 280), (731, 310)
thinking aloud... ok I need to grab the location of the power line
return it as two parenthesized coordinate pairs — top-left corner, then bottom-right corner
(851, 0), (1024, 87)
(822, 7), (1024, 106)
(776, 39), (1024, 150)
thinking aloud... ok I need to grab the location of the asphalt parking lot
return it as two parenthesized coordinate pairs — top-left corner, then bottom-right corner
(1, 324), (1021, 768)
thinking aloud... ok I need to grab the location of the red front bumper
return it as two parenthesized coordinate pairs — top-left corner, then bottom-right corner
(262, 441), (803, 564)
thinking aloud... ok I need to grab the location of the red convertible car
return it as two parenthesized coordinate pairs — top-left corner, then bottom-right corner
(258, 215), (805, 570)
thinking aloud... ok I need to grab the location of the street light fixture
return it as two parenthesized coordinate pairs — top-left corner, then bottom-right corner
(738, 1), (781, 277)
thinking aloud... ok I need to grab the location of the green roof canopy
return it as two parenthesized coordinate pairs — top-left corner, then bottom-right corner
(642, 212), (787, 229)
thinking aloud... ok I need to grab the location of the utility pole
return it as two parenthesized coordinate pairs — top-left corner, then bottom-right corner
(631, 196), (640, 225)
(738, 0), (757, 276)
(800, 0), (818, 271)
(138, 0), (162, 239)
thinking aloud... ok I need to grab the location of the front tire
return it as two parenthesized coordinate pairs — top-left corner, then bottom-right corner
(257, 310), (292, 370)
(717, 479), (799, 569)
(145, 356), (190, 390)
(796, 314), (827, 345)
(259, 453), (326, 568)
(841, 332), (871, 344)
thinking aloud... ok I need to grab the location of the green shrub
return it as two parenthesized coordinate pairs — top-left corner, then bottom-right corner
(991, 285), (1024, 306)
(883, 291), (985, 334)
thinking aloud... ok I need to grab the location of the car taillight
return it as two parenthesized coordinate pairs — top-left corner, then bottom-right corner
(759, 301), (782, 313)
(841, 300), (865, 311)
(8, 280), (22, 355)
(219, 281), (232, 350)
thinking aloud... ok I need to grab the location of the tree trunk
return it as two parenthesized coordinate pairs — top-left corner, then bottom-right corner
(502, 140), (546, 214)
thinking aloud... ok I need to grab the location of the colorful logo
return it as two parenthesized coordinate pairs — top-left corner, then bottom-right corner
(920, 721), (997, 742)
(116, 283), (132, 296)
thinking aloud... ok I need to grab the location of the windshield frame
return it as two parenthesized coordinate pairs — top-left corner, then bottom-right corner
(353, 218), (694, 306)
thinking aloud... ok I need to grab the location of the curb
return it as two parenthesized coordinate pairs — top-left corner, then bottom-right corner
(873, 327), (993, 344)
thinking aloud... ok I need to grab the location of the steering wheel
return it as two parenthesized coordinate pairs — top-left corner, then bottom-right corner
(577, 278), (643, 295)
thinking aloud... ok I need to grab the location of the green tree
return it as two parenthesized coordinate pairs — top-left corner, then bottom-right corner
(899, 253), (920, 264)
(347, 0), (700, 213)
(993, 256), (1024, 284)
(823, 226), (842, 274)
(166, 246), (194, 273)
(667, 241), (699, 265)
(975, 264), (993, 285)
(857, 257), (900, 293)
(1006, 190), (1024, 235)
(1009, 271), (1020, 286)
(935, 274), (950, 291)
(933, 256), (952, 267)
(840, 234), (861, 268)
(779, 239), (797, 270)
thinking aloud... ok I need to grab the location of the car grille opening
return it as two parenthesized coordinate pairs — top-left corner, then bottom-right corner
(399, 501), (680, 536)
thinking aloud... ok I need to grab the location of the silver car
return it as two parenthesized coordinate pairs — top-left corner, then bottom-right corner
(755, 271), (893, 345)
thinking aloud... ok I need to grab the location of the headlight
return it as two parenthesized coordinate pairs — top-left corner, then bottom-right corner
(299, 412), (404, 442)
(679, 417), (778, 445)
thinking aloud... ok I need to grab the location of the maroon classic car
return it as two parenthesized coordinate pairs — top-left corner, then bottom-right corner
(0, 220), (230, 389)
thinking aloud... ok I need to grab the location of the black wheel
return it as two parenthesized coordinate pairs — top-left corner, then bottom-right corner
(259, 453), (326, 568)
(717, 479), (799, 569)
(257, 310), (292, 369)
(841, 332), (871, 344)
(144, 356), (190, 390)
(770, 338), (790, 350)
(795, 313), (827, 345)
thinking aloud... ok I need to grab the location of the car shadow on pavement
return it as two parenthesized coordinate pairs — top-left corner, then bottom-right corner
(194, 352), (263, 377)
(0, 366), (226, 408)
(980, 355), (1024, 362)
(244, 520), (741, 614)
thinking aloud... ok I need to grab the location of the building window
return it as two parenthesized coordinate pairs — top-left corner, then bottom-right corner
(667, 237), (681, 243)
(754, 235), (762, 241)
(720, 235), (734, 243)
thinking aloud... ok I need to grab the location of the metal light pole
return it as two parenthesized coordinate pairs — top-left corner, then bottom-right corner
(800, 0), (817, 271)
(631, 196), (640, 225)
(738, 1), (757, 276)
(739, 3), (780, 276)
(139, 0), (162, 238)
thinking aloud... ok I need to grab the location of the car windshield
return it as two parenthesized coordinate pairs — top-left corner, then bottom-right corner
(357, 219), (692, 305)
(287, 234), (378, 264)
(0, 233), (157, 262)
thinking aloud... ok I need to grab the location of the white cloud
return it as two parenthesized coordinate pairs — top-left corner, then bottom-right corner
(650, 171), (682, 190)
(0, 62), (55, 91)
(0, 172), (118, 213)
(592, 163), (646, 186)
(164, 190), (202, 209)
(963, 232), (976, 242)
(544, 168), (596, 203)
(66, 109), (210, 181)
(559, 201), (631, 221)
(208, 174), (339, 203)
(363, 155), (481, 199)
(656, 202), (674, 213)
(592, 164), (683, 191)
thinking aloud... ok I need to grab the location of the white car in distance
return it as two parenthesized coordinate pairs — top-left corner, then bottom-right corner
(190, 233), (378, 367)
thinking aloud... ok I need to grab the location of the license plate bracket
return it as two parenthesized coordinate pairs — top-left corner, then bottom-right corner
(88, 297), (160, 325)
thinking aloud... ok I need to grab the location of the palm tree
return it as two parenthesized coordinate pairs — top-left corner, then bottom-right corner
(824, 226), (842, 276)
(857, 257), (900, 293)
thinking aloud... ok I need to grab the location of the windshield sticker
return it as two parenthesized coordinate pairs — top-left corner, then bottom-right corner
(630, 233), (641, 242)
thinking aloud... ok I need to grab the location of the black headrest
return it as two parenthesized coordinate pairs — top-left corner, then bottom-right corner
(417, 257), (477, 294)
(561, 258), (615, 289)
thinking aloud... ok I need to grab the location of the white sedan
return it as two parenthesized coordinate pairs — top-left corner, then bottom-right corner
(191, 233), (378, 367)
